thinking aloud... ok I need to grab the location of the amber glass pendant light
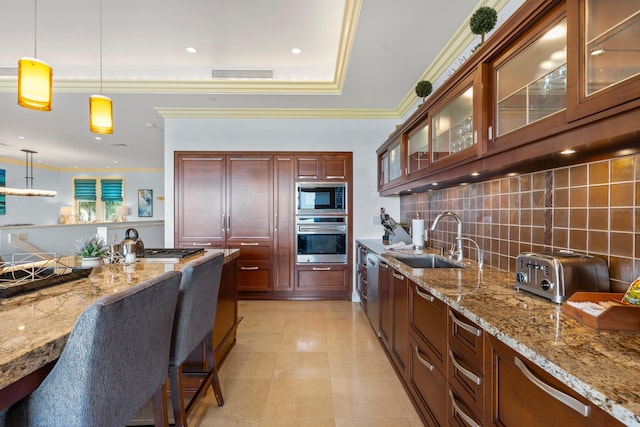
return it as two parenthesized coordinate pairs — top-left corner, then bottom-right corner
(18, 0), (52, 111)
(89, 0), (113, 134)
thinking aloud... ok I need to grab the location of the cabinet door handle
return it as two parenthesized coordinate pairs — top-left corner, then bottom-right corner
(274, 212), (278, 231)
(449, 311), (482, 337)
(415, 347), (434, 372)
(415, 287), (434, 302)
(227, 213), (230, 232)
(240, 266), (259, 270)
(380, 262), (389, 269)
(325, 175), (345, 179)
(240, 242), (259, 246)
(449, 350), (481, 385)
(194, 242), (212, 246)
(392, 272), (404, 280)
(312, 267), (331, 271)
(514, 356), (590, 417)
(449, 390), (480, 427)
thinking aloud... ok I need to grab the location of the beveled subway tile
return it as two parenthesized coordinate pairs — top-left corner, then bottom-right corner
(589, 161), (609, 185)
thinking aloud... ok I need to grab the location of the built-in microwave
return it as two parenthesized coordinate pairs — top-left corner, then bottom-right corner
(296, 182), (347, 215)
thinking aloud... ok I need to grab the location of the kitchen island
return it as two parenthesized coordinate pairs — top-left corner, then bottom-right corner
(357, 239), (640, 427)
(0, 248), (239, 410)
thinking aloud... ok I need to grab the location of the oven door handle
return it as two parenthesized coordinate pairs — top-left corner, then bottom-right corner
(297, 226), (346, 233)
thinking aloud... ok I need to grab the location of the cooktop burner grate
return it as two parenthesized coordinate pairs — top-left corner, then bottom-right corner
(140, 248), (205, 259)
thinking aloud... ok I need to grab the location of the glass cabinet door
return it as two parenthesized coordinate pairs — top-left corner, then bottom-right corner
(407, 123), (429, 174)
(431, 87), (473, 162)
(495, 19), (567, 137)
(378, 138), (402, 188)
(584, 1), (640, 96)
(388, 142), (402, 181)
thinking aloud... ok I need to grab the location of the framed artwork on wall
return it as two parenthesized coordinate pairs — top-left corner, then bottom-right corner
(138, 189), (153, 217)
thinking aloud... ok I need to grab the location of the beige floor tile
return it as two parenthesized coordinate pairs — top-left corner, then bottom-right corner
(262, 378), (334, 418)
(259, 417), (336, 427)
(331, 377), (407, 419)
(328, 351), (396, 378)
(273, 351), (331, 379)
(232, 331), (283, 353)
(220, 351), (277, 379)
(335, 417), (423, 427)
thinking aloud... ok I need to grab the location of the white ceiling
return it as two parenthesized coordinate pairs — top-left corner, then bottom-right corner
(0, 0), (510, 170)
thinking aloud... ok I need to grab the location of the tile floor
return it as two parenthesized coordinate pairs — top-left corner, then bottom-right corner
(186, 300), (424, 426)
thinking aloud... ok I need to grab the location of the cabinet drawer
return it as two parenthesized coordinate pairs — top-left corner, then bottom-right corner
(448, 387), (483, 427)
(237, 262), (272, 292)
(409, 339), (447, 427)
(448, 347), (484, 421)
(177, 240), (223, 249)
(229, 242), (272, 261)
(410, 283), (446, 371)
(448, 309), (484, 368)
(296, 265), (347, 291)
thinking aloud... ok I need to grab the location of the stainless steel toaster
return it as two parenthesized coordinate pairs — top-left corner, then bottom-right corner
(515, 251), (610, 303)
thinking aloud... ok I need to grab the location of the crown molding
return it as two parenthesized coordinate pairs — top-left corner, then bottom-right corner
(155, 107), (400, 119)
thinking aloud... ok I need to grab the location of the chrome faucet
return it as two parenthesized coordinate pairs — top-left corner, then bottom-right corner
(427, 211), (463, 261)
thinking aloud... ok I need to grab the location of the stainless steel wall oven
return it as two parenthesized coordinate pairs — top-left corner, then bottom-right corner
(296, 216), (347, 264)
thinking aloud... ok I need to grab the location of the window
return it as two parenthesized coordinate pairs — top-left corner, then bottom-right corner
(73, 178), (124, 222)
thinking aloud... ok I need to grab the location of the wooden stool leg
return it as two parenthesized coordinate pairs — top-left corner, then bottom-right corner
(151, 381), (169, 427)
(205, 335), (224, 406)
(170, 365), (188, 427)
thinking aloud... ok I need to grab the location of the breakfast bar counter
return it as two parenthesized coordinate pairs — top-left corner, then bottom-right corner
(357, 239), (640, 427)
(0, 249), (240, 410)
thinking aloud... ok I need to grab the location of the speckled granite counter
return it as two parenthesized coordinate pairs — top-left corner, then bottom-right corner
(357, 239), (640, 427)
(0, 249), (239, 397)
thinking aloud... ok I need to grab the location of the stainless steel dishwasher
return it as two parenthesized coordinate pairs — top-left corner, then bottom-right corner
(365, 252), (380, 335)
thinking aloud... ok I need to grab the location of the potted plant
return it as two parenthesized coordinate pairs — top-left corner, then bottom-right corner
(75, 235), (108, 267)
(470, 6), (498, 50)
(415, 80), (433, 105)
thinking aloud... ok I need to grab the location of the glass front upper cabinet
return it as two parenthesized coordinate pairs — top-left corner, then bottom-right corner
(407, 122), (429, 175)
(495, 18), (567, 138)
(379, 138), (402, 188)
(431, 87), (473, 163)
(584, 1), (640, 96)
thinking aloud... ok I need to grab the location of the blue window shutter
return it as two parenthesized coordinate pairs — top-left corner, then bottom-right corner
(74, 179), (97, 201)
(101, 179), (123, 201)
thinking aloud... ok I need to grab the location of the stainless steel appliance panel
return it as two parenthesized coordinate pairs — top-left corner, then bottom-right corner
(365, 252), (380, 334)
(296, 182), (347, 215)
(296, 217), (347, 264)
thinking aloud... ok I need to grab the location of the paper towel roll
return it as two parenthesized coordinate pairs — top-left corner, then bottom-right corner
(412, 219), (425, 248)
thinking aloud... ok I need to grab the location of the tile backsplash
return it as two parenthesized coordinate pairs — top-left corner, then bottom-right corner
(400, 154), (639, 292)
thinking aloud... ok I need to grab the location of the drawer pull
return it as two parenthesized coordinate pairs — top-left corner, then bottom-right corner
(240, 266), (259, 271)
(361, 293), (368, 301)
(380, 262), (389, 269)
(449, 311), (482, 337)
(514, 356), (590, 417)
(449, 350), (481, 385)
(415, 287), (434, 302)
(325, 175), (345, 179)
(449, 390), (480, 427)
(194, 242), (212, 246)
(392, 272), (405, 280)
(415, 347), (434, 372)
(240, 242), (259, 246)
(312, 267), (331, 271)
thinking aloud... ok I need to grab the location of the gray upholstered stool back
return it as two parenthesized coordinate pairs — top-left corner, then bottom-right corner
(170, 252), (224, 367)
(1, 270), (182, 427)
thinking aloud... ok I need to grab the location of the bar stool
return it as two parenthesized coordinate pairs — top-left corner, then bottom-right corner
(167, 252), (225, 427)
(0, 270), (182, 427)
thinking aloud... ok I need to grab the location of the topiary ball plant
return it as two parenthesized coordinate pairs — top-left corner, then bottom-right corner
(415, 80), (433, 104)
(470, 6), (497, 44)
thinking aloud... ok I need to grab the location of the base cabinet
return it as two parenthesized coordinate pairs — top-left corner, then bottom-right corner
(486, 334), (624, 427)
(296, 264), (348, 294)
(379, 260), (392, 352)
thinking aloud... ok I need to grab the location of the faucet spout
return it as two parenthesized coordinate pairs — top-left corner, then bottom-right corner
(428, 211), (464, 261)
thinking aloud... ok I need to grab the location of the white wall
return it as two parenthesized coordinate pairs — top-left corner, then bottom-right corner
(162, 117), (402, 248)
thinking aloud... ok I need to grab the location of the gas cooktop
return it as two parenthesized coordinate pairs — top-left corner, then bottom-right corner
(138, 248), (205, 262)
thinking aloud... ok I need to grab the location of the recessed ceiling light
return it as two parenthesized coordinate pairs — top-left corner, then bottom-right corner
(94, 136), (102, 141)
(17, 136), (25, 140)
(291, 47), (302, 55)
(431, 182), (438, 186)
(113, 160), (118, 164)
(186, 46), (198, 54)
(560, 148), (576, 155)
(471, 172), (480, 177)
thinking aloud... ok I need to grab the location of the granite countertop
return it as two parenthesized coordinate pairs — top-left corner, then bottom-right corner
(0, 249), (239, 392)
(357, 239), (640, 427)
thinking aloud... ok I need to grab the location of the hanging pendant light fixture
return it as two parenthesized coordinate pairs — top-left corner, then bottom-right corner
(18, 0), (52, 111)
(89, 0), (113, 134)
(0, 149), (57, 197)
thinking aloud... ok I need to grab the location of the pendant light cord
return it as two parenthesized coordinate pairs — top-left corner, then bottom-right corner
(99, 0), (103, 94)
(34, 0), (38, 57)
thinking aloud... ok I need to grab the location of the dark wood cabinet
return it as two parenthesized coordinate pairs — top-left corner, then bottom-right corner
(408, 282), (447, 427)
(273, 155), (295, 291)
(295, 153), (350, 180)
(378, 260), (392, 352)
(356, 243), (368, 309)
(376, 0), (640, 196)
(295, 264), (348, 295)
(486, 334), (624, 427)
(391, 270), (410, 378)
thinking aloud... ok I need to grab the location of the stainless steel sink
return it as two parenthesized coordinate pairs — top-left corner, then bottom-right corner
(389, 254), (465, 269)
